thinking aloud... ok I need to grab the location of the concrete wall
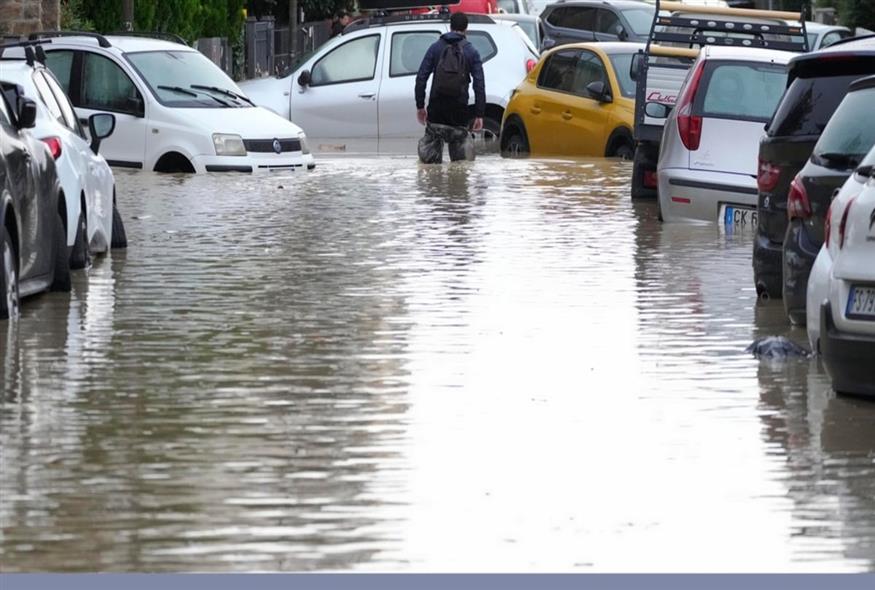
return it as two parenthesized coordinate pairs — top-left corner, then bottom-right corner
(0, 0), (60, 36)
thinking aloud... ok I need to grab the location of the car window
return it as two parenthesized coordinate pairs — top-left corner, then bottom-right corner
(497, 0), (521, 13)
(466, 31), (497, 63)
(537, 49), (578, 93)
(32, 70), (66, 127)
(696, 61), (787, 122)
(819, 31), (844, 49)
(572, 51), (607, 97)
(548, 7), (595, 31)
(597, 9), (620, 35)
(44, 50), (74, 95)
(390, 31), (440, 77)
(127, 50), (246, 107)
(620, 8), (655, 36)
(813, 87), (875, 164)
(769, 73), (863, 137)
(82, 52), (143, 115)
(608, 52), (636, 98)
(311, 34), (380, 86)
(806, 33), (818, 49)
(42, 71), (82, 135)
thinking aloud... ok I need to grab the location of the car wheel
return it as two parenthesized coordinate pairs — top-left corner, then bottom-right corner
(613, 141), (634, 160)
(631, 144), (657, 199)
(472, 116), (501, 155)
(51, 212), (71, 292)
(70, 209), (91, 270)
(1, 225), (19, 320)
(111, 200), (128, 249)
(501, 125), (530, 158)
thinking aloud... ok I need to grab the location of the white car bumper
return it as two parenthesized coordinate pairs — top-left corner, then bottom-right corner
(191, 152), (316, 174)
(658, 168), (758, 224)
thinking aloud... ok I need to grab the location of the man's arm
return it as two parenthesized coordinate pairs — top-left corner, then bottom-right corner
(469, 48), (486, 119)
(415, 44), (438, 110)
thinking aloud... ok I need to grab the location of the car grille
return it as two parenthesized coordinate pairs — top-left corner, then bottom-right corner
(243, 138), (302, 153)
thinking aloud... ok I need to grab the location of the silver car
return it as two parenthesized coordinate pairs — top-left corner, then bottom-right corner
(653, 46), (793, 227)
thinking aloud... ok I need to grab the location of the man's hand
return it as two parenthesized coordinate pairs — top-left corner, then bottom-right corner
(471, 117), (484, 132)
(416, 108), (427, 126)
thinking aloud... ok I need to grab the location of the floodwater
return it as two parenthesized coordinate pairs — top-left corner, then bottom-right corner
(1, 154), (874, 572)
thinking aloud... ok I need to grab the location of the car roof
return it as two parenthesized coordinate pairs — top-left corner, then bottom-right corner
(789, 35), (875, 66)
(702, 45), (796, 63)
(491, 13), (541, 23)
(849, 73), (875, 91)
(544, 0), (652, 9)
(32, 34), (193, 54)
(803, 21), (850, 34)
(578, 41), (646, 54)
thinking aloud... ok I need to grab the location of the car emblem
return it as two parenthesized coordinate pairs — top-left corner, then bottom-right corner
(272, 138), (282, 154)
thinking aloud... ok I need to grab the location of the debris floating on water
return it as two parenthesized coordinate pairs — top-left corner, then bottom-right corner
(745, 336), (811, 359)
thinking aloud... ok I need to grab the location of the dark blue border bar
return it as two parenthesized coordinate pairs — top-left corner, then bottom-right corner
(2, 574), (875, 590)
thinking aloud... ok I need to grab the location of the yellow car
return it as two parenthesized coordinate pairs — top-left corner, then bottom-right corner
(500, 42), (643, 159)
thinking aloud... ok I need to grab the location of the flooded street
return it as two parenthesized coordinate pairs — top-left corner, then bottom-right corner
(1, 154), (874, 572)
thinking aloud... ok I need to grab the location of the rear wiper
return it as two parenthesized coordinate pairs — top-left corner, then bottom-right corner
(157, 85), (198, 97)
(190, 84), (255, 106)
(816, 152), (860, 169)
(856, 165), (873, 177)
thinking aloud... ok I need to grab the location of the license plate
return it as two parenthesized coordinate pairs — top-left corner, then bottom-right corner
(847, 285), (875, 321)
(719, 204), (758, 229)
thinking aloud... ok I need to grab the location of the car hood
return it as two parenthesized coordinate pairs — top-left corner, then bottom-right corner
(167, 105), (304, 138)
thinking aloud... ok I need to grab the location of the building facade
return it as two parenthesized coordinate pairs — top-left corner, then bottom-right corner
(0, 0), (60, 36)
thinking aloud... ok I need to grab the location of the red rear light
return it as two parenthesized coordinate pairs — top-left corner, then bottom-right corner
(824, 201), (833, 246)
(757, 159), (781, 192)
(526, 59), (536, 73)
(787, 175), (811, 220)
(644, 169), (658, 188)
(676, 60), (705, 151)
(838, 196), (857, 249)
(41, 136), (62, 160)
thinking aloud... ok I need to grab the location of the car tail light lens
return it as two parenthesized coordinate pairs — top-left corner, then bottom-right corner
(526, 59), (536, 73)
(644, 169), (658, 188)
(787, 175), (811, 220)
(838, 196), (857, 249)
(676, 59), (705, 151)
(757, 159), (781, 192)
(41, 136), (62, 160)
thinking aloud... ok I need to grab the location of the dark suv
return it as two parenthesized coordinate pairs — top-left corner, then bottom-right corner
(753, 36), (875, 301)
(540, 0), (654, 50)
(783, 75), (875, 325)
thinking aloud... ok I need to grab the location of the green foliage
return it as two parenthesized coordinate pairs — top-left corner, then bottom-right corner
(71, 1), (247, 41)
(60, 0), (96, 31)
(839, 0), (875, 30)
(251, 0), (354, 23)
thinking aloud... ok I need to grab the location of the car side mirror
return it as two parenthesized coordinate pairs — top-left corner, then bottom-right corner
(17, 97), (37, 129)
(88, 113), (116, 154)
(644, 101), (671, 119)
(298, 69), (311, 88)
(126, 94), (144, 117)
(630, 52), (642, 81)
(586, 80), (610, 103)
(616, 25), (628, 42)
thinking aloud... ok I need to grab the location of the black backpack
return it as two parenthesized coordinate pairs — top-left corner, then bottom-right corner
(433, 40), (468, 99)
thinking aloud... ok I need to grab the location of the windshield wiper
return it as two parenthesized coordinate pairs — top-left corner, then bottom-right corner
(816, 152), (861, 169)
(190, 84), (255, 106)
(157, 85), (198, 97)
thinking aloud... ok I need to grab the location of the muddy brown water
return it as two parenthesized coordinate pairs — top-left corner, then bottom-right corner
(1, 154), (874, 572)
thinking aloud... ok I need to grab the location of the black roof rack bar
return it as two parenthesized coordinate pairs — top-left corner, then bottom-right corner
(106, 31), (188, 45)
(344, 12), (494, 33)
(0, 38), (52, 59)
(655, 15), (805, 37)
(28, 31), (111, 48)
(651, 14), (808, 52)
(653, 32), (808, 52)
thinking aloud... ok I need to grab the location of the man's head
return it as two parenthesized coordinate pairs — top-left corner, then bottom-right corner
(450, 12), (468, 33)
(339, 11), (351, 25)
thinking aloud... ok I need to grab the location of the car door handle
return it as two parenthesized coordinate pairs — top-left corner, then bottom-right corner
(562, 111), (573, 120)
(530, 106), (542, 115)
(79, 117), (89, 126)
(358, 93), (376, 99)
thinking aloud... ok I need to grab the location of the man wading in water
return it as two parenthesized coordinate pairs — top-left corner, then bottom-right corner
(414, 12), (486, 163)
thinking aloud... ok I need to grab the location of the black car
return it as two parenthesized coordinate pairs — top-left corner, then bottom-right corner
(1, 83), (70, 320)
(753, 36), (875, 301)
(782, 75), (875, 325)
(540, 0), (654, 50)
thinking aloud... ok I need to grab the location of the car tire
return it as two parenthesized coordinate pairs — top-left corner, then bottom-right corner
(1, 225), (19, 320)
(501, 124), (530, 158)
(70, 209), (91, 270)
(613, 141), (634, 160)
(51, 212), (71, 293)
(631, 144), (657, 199)
(111, 200), (128, 249)
(473, 116), (501, 155)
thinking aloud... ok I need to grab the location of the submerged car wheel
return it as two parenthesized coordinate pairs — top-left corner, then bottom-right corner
(613, 142), (634, 160)
(70, 209), (91, 270)
(1, 226), (19, 320)
(501, 124), (530, 158)
(111, 199), (128, 249)
(51, 212), (71, 292)
(472, 116), (501, 155)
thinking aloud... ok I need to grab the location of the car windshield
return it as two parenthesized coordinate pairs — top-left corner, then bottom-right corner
(696, 61), (787, 122)
(807, 33), (818, 49)
(516, 20), (539, 47)
(813, 87), (875, 168)
(608, 52), (636, 98)
(621, 8), (655, 36)
(126, 50), (249, 107)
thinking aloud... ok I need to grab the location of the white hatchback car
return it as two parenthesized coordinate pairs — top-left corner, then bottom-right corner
(1, 42), (122, 268)
(654, 46), (793, 227)
(35, 32), (315, 174)
(806, 144), (875, 397)
(238, 13), (538, 148)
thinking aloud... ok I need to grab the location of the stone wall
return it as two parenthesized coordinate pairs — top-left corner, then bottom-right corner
(0, 0), (60, 36)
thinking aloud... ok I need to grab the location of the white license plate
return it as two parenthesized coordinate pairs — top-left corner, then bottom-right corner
(847, 285), (875, 320)
(719, 204), (758, 229)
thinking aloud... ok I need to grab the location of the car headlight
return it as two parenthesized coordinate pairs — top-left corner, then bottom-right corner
(298, 132), (310, 155)
(212, 133), (246, 156)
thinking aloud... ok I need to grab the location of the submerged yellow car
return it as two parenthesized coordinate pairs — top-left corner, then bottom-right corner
(500, 42), (643, 159)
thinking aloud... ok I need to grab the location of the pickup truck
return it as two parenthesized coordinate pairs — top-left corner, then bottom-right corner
(630, 0), (809, 199)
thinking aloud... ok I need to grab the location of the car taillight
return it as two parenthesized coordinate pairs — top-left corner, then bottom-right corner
(838, 196), (857, 249)
(526, 59), (536, 73)
(41, 136), (62, 160)
(757, 159), (781, 192)
(787, 175), (811, 220)
(824, 201), (833, 246)
(676, 59), (705, 151)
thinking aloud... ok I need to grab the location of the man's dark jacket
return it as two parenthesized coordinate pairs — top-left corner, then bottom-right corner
(415, 32), (486, 119)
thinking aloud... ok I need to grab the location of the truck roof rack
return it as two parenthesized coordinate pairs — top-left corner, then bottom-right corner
(0, 39), (51, 65)
(28, 31), (112, 48)
(106, 31), (188, 45)
(345, 12), (495, 33)
(651, 0), (809, 53)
